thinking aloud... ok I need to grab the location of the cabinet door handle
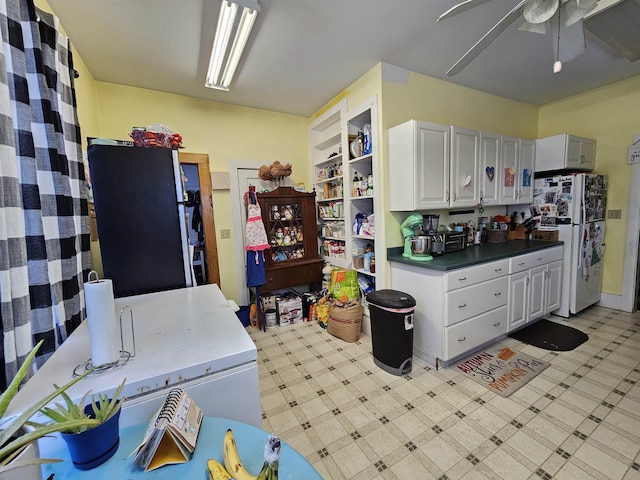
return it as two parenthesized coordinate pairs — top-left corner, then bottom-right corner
(494, 292), (501, 296)
(494, 268), (502, 272)
(518, 262), (525, 266)
(458, 336), (466, 342)
(493, 322), (501, 327)
(453, 191), (457, 201)
(536, 257), (543, 261)
(458, 276), (467, 281)
(458, 303), (467, 308)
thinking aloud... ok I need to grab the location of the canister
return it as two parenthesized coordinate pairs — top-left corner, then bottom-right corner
(265, 309), (277, 327)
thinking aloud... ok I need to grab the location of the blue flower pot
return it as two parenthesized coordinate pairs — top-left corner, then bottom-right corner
(60, 404), (121, 470)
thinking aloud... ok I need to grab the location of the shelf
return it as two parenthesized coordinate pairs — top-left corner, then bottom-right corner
(320, 236), (345, 242)
(317, 217), (344, 222)
(352, 232), (374, 240)
(321, 256), (348, 268)
(317, 197), (343, 203)
(348, 153), (372, 165)
(315, 153), (344, 168)
(313, 131), (341, 152)
(315, 175), (343, 185)
(354, 268), (375, 277)
(311, 109), (341, 135)
(351, 195), (373, 202)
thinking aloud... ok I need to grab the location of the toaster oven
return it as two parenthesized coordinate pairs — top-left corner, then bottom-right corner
(444, 231), (466, 253)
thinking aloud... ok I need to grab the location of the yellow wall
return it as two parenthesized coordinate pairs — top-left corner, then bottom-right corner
(80, 82), (309, 302)
(538, 75), (640, 295)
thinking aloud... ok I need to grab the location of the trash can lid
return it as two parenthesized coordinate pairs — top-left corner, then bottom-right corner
(366, 289), (416, 309)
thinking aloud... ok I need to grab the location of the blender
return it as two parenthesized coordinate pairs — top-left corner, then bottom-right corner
(423, 214), (440, 234)
(400, 213), (433, 261)
(423, 214), (443, 255)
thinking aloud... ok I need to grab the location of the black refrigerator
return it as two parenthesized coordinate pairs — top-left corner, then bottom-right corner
(88, 144), (193, 298)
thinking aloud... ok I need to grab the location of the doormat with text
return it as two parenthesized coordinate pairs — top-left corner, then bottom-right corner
(454, 346), (549, 398)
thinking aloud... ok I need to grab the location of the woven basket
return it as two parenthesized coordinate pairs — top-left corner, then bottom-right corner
(486, 229), (508, 243)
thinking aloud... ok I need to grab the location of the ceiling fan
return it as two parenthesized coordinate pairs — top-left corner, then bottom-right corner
(438, 0), (600, 75)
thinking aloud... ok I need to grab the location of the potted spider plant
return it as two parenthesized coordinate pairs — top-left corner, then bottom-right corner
(35, 377), (126, 470)
(0, 340), (99, 477)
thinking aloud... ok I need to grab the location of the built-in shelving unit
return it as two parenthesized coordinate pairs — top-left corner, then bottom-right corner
(309, 97), (383, 332)
(310, 100), (348, 267)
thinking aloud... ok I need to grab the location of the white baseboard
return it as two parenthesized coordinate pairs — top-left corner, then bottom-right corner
(598, 293), (628, 312)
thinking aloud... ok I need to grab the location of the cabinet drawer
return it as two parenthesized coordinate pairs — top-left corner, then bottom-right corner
(444, 259), (508, 291)
(445, 276), (508, 326)
(444, 306), (508, 360)
(509, 246), (563, 273)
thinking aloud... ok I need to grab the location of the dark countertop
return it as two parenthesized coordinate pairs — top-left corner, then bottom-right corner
(388, 240), (564, 271)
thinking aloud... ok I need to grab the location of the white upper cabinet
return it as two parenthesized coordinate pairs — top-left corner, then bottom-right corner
(499, 136), (519, 204)
(450, 127), (480, 208)
(535, 133), (596, 172)
(479, 132), (500, 207)
(519, 139), (535, 204)
(498, 136), (534, 205)
(389, 120), (535, 210)
(388, 120), (450, 210)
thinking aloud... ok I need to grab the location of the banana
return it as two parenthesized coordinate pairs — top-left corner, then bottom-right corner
(207, 459), (235, 480)
(223, 428), (257, 480)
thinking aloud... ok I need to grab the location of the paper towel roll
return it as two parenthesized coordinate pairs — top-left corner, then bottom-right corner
(84, 279), (120, 366)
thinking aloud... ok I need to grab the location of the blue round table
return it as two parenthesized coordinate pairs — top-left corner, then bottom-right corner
(40, 417), (322, 479)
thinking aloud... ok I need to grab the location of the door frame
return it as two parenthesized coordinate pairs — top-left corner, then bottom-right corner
(621, 151), (640, 312)
(180, 152), (221, 287)
(229, 160), (267, 306)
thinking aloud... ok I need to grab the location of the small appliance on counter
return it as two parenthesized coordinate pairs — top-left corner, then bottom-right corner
(443, 231), (466, 253)
(423, 214), (439, 234)
(400, 213), (433, 262)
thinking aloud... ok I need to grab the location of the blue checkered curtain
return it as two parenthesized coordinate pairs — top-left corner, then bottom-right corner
(0, 1), (90, 387)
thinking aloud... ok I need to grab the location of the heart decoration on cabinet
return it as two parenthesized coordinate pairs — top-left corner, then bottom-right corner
(486, 166), (495, 182)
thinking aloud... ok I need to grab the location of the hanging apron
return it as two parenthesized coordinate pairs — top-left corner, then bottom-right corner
(244, 190), (270, 330)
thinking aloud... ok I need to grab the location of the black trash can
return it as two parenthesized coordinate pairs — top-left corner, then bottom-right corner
(366, 289), (416, 376)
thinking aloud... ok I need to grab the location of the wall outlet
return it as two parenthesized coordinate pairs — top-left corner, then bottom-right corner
(220, 228), (231, 239)
(607, 209), (622, 219)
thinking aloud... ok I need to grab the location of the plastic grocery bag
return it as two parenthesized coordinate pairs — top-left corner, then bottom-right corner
(330, 268), (359, 303)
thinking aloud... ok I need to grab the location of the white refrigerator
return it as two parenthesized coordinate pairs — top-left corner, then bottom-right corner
(532, 173), (607, 317)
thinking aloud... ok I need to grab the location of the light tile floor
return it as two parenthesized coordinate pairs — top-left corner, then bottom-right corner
(246, 306), (640, 479)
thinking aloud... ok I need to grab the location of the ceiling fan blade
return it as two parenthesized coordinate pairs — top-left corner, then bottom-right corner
(519, 20), (548, 34)
(560, 0), (598, 27)
(437, 0), (493, 22)
(523, 0), (559, 24)
(447, 0), (528, 76)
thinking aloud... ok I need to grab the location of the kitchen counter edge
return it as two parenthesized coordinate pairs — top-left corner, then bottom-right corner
(387, 240), (564, 271)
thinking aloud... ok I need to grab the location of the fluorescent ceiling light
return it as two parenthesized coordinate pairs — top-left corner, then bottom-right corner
(205, 0), (260, 91)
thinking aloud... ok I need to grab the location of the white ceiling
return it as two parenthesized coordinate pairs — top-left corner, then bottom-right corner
(47, 0), (640, 118)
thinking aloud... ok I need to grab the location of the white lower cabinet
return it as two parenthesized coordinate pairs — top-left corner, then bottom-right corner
(390, 245), (563, 368)
(444, 306), (508, 360)
(507, 248), (563, 332)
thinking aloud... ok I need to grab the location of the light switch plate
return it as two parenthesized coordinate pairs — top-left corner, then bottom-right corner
(607, 209), (622, 219)
(220, 228), (231, 239)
